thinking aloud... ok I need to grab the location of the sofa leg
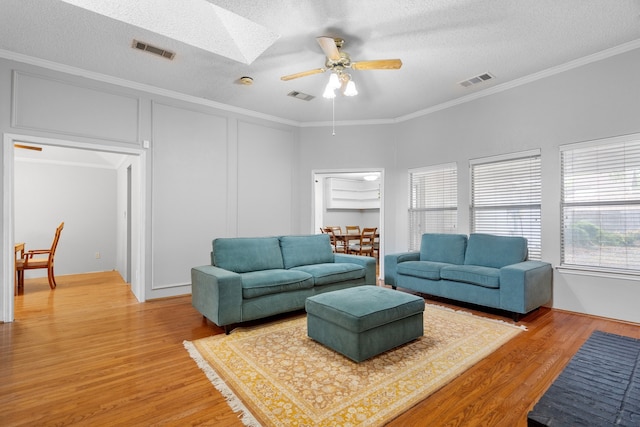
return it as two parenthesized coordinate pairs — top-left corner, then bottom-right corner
(392, 286), (397, 290)
(512, 312), (522, 322)
(224, 325), (232, 335)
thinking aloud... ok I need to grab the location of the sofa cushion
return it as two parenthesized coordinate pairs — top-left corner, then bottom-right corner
(280, 234), (334, 269)
(213, 237), (284, 273)
(397, 260), (449, 280)
(440, 265), (501, 289)
(241, 269), (313, 299)
(464, 233), (528, 268)
(420, 233), (467, 265)
(291, 262), (365, 286)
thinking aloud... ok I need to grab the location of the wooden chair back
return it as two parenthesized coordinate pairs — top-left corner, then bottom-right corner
(324, 227), (346, 253)
(345, 225), (361, 235)
(326, 225), (342, 234)
(49, 222), (64, 262)
(17, 222), (64, 290)
(350, 227), (377, 256)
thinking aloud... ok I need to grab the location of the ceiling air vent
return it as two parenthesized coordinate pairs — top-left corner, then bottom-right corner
(132, 40), (175, 60)
(459, 72), (494, 88)
(287, 91), (315, 101)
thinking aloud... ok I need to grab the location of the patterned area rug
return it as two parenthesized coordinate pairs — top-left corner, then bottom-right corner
(184, 303), (524, 427)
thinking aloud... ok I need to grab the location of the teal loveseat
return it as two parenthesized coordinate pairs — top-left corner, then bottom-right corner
(191, 234), (376, 333)
(385, 233), (552, 320)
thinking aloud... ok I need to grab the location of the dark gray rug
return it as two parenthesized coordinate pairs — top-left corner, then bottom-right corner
(528, 330), (640, 426)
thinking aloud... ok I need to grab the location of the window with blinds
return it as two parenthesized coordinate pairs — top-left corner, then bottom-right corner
(561, 135), (640, 273)
(470, 150), (541, 260)
(408, 163), (457, 251)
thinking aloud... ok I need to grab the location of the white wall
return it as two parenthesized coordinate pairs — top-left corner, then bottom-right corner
(297, 124), (397, 234)
(150, 102), (227, 290)
(115, 159), (131, 282)
(2, 46), (639, 324)
(0, 58), (300, 320)
(237, 121), (297, 236)
(322, 210), (380, 232)
(14, 159), (118, 278)
(395, 47), (640, 323)
(298, 47), (640, 323)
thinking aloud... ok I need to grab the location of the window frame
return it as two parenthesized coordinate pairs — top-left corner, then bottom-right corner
(559, 133), (640, 276)
(408, 162), (458, 251)
(469, 149), (542, 260)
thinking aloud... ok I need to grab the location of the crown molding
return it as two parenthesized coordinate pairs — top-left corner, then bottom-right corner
(2, 38), (639, 129)
(298, 118), (397, 128)
(301, 38), (640, 127)
(394, 38), (640, 124)
(0, 49), (300, 127)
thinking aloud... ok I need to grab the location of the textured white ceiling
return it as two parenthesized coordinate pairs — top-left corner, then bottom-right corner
(1, 0), (640, 124)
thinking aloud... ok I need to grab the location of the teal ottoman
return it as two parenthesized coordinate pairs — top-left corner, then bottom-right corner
(305, 285), (425, 362)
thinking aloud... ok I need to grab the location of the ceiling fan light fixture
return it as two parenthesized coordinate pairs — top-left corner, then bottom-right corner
(328, 72), (341, 90)
(322, 84), (336, 99)
(344, 79), (358, 97)
(324, 71), (357, 98)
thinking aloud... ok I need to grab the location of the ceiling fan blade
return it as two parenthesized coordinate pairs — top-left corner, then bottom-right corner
(14, 143), (42, 151)
(351, 59), (403, 70)
(281, 68), (326, 81)
(316, 36), (341, 61)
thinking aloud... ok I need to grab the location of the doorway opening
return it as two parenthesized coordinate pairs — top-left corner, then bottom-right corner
(313, 169), (384, 282)
(2, 134), (146, 322)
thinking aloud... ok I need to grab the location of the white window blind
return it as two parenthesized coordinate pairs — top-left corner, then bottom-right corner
(561, 136), (640, 272)
(470, 151), (541, 260)
(408, 163), (457, 251)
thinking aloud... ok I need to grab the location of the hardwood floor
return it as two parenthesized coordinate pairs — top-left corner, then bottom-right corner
(2, 272), (639, 426)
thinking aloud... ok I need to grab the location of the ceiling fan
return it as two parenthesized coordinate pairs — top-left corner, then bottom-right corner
(281, 37), (402, 97)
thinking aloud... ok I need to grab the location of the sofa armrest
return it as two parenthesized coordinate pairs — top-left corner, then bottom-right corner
(384, 252), (420, 287)
(499, 261), (552, 314)
(191, 265), (243, 327)
(334, 254), (377, 285)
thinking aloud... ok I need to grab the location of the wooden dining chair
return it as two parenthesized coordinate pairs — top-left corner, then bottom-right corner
(345, 225), (361, 234)
(14, 242), (24, 295)
(349, 227), (377, 256)
(327, 225), (342, 234)
(16, 222), (64, 290)
(345, 225), (361, 248)
(373, 233), (380, 258)
(324, 227), (346, 253)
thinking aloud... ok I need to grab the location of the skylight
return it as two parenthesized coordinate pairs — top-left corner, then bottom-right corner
(59, 0), (279, 64)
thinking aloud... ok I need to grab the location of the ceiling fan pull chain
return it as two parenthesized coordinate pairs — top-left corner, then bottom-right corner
(332, 97), (335, 136)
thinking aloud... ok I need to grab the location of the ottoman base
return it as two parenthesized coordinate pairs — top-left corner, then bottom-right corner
(306, 286), (425, 362)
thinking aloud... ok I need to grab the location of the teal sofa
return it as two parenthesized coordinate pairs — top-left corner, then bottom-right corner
(385, 233), (552, 320)
(191, 234), (376, 333)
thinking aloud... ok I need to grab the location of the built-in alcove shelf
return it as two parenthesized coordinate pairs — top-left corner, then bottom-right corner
(326, 177), (380, 209)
